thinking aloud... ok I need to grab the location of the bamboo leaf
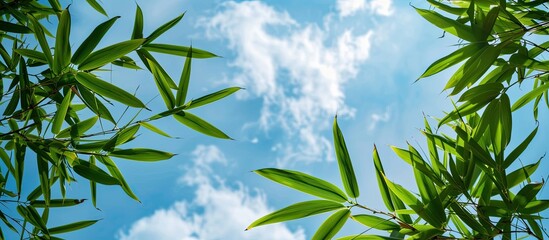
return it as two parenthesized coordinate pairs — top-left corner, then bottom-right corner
(78, 39), (145, 70)
(132, 4), (143, 39)
(446, 45), (501, 95)
(53, 9), (71, 74)
(254, 168), (348, 203)
(312, 209), (350, 240)
(521, 200), (549, 214)
(186, 87), (242, 109)
(138, 121), (171, 138)
(174, 111), (231, 139)
(77, 84), (116, 123)
(512, 83), (549, 111)
(52, 90), (72, 134)
(73, 160), (120, 185)
(37, 156), (50, 206)
(513, 182), (543, 211)
(338, 235), (401, 240)
(49, 220), (98, 234)
(110, 148), (175, 161)
(246, 200), (344, 230)
(75, 72), (146, 108)
(142, 44), (218, 58)
(0, 20), (32, 33)
(415, 7), (477, 42)
(176, 46), (192, 106)
(373, 145), (394, 211)
(57, 116), (98, 138)
(457, 83), (503, 104)
(102, 125), (140, 151)
(144, 13), (185, 45)
(351, 214), (400, 231)
(30, 199), (85, 208)
(97, 156), (140, 202)
(28, 16), (53, 70)
(14, 49), (47, 63)
(333, 116), (359, 198)
(72, 16), (120, 65)
(86, 0), (107, 16)
(17, 205), (49, 234)
(147, 59), (175, 109)
(419, 43), (484, 79)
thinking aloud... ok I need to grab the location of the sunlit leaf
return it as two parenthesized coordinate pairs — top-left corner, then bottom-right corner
(102, 125), (140, 151)
(73, 160), (120, 185)
(312, 209), (350, 240)
(246, 200), (344, 230)
(144, 13), (185, 45)
(28, 16), (53, 69)
(147, 59), (175, 109)
(174, 111), (231, 139)
(72, 16), (120, 65)
(53, 9), (71, 74)
(373, 145), (395, 212)
(110, 148), (175, 161)
(511, 83), (549, 111)
(97, 156), (140, 202)
(446, 45), (501, 95)
(176, 46), (192, 106)
(338, 235), (401, 240)
(142, 44), (218, 58)
(75, 72), (146, 108)
(254, 168), (348, 202)
(186, 87), (242, 109)
(78, 84), (116, 123)
(132, 4), (143, 39)
(415, 7), (476, 42)
(51, 90), (72, 134)
(57, 116), (98, 138)
(78, 38), (145, 70)
(138, 121), (171, 138)
(419, 43), (484, 79)
(513, 182), (543, 211)
(86, 0), (107, 16)
(333, 116), (359, 198)
(351, 214), (400, 231)
(17, 205), (49, 234)
(521, 200), (549, 214)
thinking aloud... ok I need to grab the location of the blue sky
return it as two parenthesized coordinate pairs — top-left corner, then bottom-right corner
(10, 0), (549, 239)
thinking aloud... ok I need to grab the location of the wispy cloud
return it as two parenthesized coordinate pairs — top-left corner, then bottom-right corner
(117, 145), (305, 240)
(336, 0), (393, 17)
(200, 1), (373, 166)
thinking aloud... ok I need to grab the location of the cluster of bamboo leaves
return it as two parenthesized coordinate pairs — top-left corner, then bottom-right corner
(248, 0), (549, 239)
(0, 0), (238, 239)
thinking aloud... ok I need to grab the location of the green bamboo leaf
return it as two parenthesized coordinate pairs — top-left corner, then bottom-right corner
(415, 7), (477, 42)
(77, 83), (116, 123)
(14, 49), (47, 63)
(481, 6), (499, 40)
(254, 168), (348, 202)
(72, 16), (120, 64)
(373, 145), (395, 212)
(28, 16), (53, 69)
(338, 235), (401, 240)
(78, 38), (145, 70)
(144, 13), (185, 45)
(89, 156), (97, 207)
(53, 9), (71, 74)
(51, 90), (72, 134)
(505, 126), (537, 168)
(3, 85), (20, 116)
(86, 0), (107, 16)
(351, 214), (400, 231)
(14, 142), (25, 196)
(503, 160), (540, 192)
(73, 160), (120, 185)
(142, 44), (218, 58)
(246, 200), (344, 230)
(75, 72), (146, 108)
(174, 111), (231, 139)
(492, 94), (512, 155)
(57, 116), (98, 138)
(446, 45), (501, 95)
(333, 116), (359, 198)
(512, 83), (549, 111)
(136, 49), (177, 88)
(138, 121), (171, 138)
(312, 209), (350, 240)
(521, 200), (549, 214)
(419, 43), (483, 79)
(110, 148), (175, 161)
(147, 59), (175, 109)
(49, 220), (98, 235)
(48, 0), (61, 12)
(112, 56), (141, 69)
(458, 83), (503, 103)
(450, 202), (488, 235)
(132, 4), (143, 39)
(97, 156), (140, 202)
(102, 125), (140, 151)
(17, 205), (49, 234)
(513, 182), (543, 211)
(176, 46), (192, 106)
(37, 156), (50, 206)
(30, 199), (85, 208)
(186, 87), (242, 109)
(0, 20), (32, 33)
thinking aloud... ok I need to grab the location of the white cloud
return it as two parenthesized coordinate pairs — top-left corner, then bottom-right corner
(368, 108), (391, 131)
(201, 1), (373, 166)
(118, 145), (305, 240)
(336, 0), (393, 17)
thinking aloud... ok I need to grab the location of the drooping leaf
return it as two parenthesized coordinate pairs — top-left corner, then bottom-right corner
(138, 121), (172, 138)
(142, 44), (218, 58)
(77, 84), (116, 123)
(109, 148), (175, 161)
(174, 111), (231, 139)
(333, 116), (359, 198)
(17, 205), (49, 235)
(53, 9), (71, 74)
(73, 160), (120, 185)
(72, 16), (120, 64)
(28, 15), (53, 70)
(415, 7), (477, 42)
(186, 87), (242, 109)
(312, 209), (350, 240)
(511, 83), (549, 111)
(78, 38), (145, 70)
(75, 72), (146, 108)
(254, 168), (348, 203)
(97, 156), (140, 202)
(51, 90), (72, 134)
(147, 59), (175, 109)
(48, 220), (98, 235)
(144, 13), (185, 45)
(246, 200), (344, 230)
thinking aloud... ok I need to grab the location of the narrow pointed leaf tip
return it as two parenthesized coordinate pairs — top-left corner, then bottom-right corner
(333, 116), (359, 198)
(254, 168), (348, 202)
